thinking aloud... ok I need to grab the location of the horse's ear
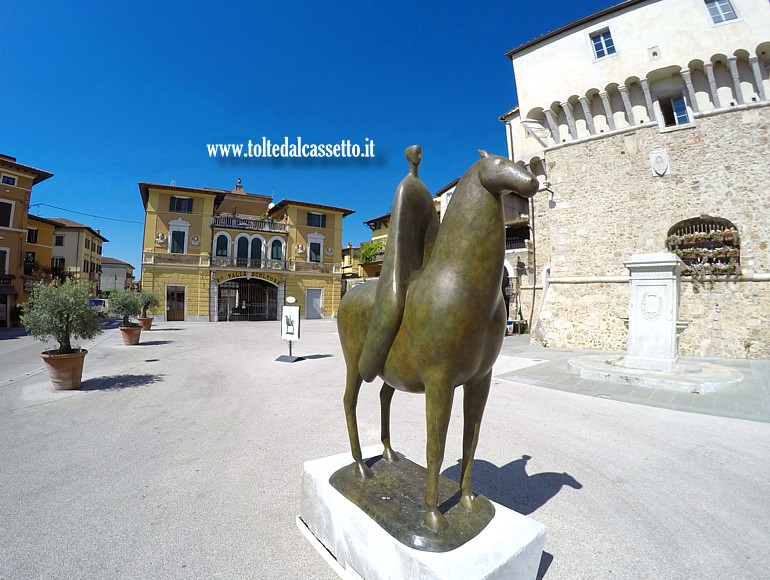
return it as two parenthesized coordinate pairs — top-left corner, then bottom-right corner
(478, 149), (489, 158)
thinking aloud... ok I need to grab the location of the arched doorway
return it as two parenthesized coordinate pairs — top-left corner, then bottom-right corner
(217, 278), (277, 321)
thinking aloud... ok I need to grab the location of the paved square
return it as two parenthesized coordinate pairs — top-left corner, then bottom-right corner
(1, 321), (768, 579)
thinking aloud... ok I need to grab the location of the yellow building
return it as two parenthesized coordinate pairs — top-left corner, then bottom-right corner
(47, 218), (108, 296)
(139, 180), (353, 321)
(0, 155), (53, 327)
(21, 214), (59, 301)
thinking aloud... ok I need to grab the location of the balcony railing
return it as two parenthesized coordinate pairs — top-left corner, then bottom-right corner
(211, 256), (286, 270)
(213, 215), (288, 233)
(506, 240), (527, 250)
(143, 253), (211, 267)
(291, 261), (341, 274)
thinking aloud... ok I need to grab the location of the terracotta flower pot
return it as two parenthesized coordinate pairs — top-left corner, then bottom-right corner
(40, 349), (88, 390)
(119, 326), (142, 345)
(137, 317), (153, 331)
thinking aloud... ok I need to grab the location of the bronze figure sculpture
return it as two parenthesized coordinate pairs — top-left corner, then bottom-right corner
(336, 147), (539, 541)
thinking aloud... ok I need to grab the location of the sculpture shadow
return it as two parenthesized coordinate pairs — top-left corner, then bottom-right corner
(538, 551), (554, 580)
(302, 354), (334, 360)
(80, 373), (164, 391)
(441, 455), (582, 516)
(136, 340), (172, 346)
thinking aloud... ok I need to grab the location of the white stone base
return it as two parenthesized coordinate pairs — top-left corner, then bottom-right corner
(568, 355), (743, 393)
(299, 447), (546, 580)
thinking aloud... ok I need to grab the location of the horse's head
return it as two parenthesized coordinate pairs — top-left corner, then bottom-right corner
(476, 150), (539, 199)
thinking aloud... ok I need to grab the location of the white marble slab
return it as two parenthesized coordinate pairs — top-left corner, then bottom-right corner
(299, 447), (546, 580)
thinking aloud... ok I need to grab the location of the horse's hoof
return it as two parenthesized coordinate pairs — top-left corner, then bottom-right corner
(423, 509), (449, 533)
(382, 446), (400, 462)
(354, 462), (374, 479)
(460, 493), (480, 513)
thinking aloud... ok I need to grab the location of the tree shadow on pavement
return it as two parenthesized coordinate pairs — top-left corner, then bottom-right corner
(80, 373), (164, 391)
(441, 454), (582, 516)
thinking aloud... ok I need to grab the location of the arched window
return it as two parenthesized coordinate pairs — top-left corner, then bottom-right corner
(215, 234), (229, 257)
(271, 239), (283, 260)
(251, 238), (262, 264)
(236, 237), (249, 266)
(665, 216), (740, 276)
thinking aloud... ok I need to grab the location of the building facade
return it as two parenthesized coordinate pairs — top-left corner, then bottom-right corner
(501, 0), (770, 357)
(100, 257), (135, 292)
(0, 155), (52, 327)
(48, 218), (108, 297)
(139, 180), (353, 322)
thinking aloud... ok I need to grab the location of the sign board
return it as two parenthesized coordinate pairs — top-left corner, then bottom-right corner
(281, 305), (300, 341)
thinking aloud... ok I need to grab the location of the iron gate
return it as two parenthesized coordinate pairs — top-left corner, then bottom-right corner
(217, 278), (277, 321)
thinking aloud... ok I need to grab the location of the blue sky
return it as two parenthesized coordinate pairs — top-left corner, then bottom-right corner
(1, 0), (618, 274)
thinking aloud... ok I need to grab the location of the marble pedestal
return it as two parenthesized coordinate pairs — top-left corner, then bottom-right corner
(299, 447), (546, 580)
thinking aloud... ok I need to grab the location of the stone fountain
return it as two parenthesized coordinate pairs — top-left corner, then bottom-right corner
(568, 253), (742, 393)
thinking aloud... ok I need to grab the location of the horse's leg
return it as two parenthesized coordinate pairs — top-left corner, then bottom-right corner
(343, 363), (374, 479)
(423, 378), (455, 533)
(459, 371), (492, 512)
(380, 383), (399, 461)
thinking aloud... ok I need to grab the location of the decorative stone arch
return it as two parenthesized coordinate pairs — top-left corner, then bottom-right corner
(665, 217), (741, 277)
(584, 88), (608, 133)
(709, 54), (735, 107)
(268, 236), (286, 261)
(685, 60), (712, 112)
(250, 234), (266, 264)
(522, 108), (551, 147)
(216, 276), (279, 322)
(214, 231), (232, 257)
(548, 101), (570, 143)
(754, 42), (770, 100)
(623, 75), (649, 124)
(234, 233), (251, 262)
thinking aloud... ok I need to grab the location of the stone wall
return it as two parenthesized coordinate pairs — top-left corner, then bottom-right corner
(529, 104), (770, 358)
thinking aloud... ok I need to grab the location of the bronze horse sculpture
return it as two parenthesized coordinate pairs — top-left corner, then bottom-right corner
(337, 147), (539, 535)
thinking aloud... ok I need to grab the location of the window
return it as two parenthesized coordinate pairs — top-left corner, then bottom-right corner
(54, 235), (64, 246)
(215, 234), (229, 257)
(250, 238), (262, 263)
(83, 260), (89, 273)
(236, 237), (249, 263)
(271, 239), (283, 260)
(666, 217), (740, 276)
(169, 196), (193, 213)
(1, 175), (16, 186)
(168, 218), (190, 254)
(91, 261), (97, 274)
(307, 212), (327, 228)
(97, 245), (102, 255)
(660, 94), (690, 127)
(170, 230), (186, 253)
(0, 249), (7, 274)
(51, 257), (65, 271)
(309, 242), (321, 262)
(307, 231), (325, 263)
(705, 0), (737, 23)
(26, 229), (38, 244)
(85, 238), (91, 250)
(590, 29), (616, 59)
(0, 200), (13, 228)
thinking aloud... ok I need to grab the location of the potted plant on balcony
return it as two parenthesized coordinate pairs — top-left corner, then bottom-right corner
(21, 278), (102, 390)
(137, 291), (160, 330)
(110, 290), (144, 345)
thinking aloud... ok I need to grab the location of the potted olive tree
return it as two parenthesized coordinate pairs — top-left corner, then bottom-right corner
(137, 291), (160, 331)
(110, 290), (144, 345)
(22, 278), (102, 390)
